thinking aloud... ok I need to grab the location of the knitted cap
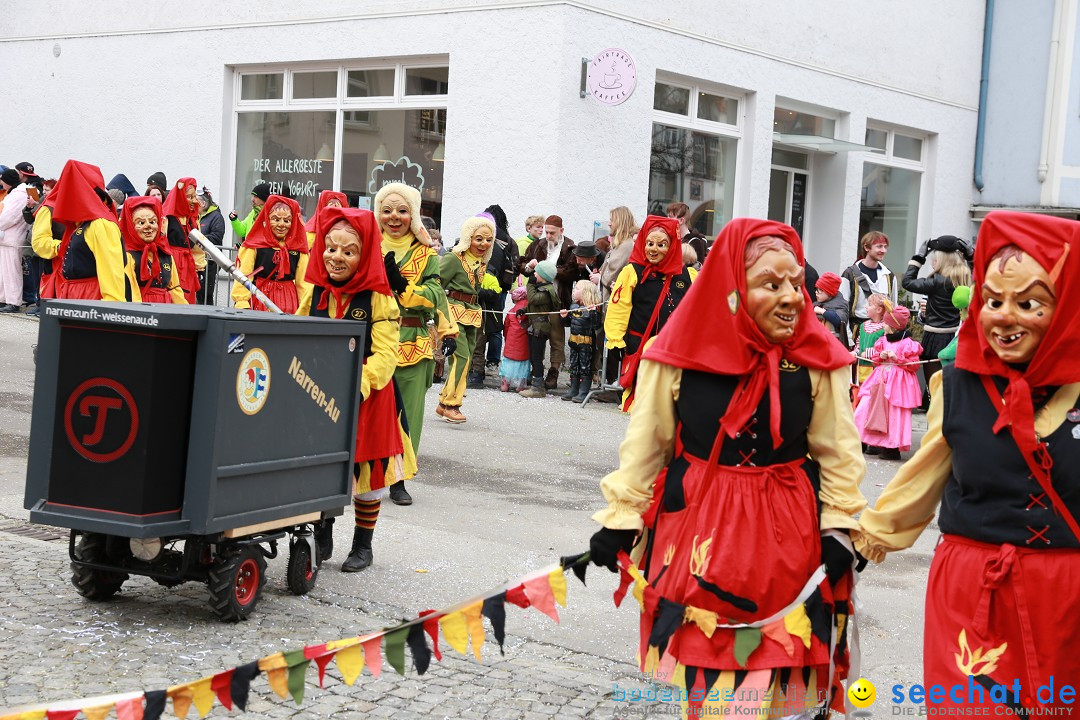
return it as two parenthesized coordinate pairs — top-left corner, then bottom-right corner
(884, 304), (910, 331)
(816, 272), (842, 297)
(535, 259), (557, 283)
(251, 182), (272, 201)
(511, 285), (528, 302)
(146, 171), (167, 192)
(544, 215), (563, 228)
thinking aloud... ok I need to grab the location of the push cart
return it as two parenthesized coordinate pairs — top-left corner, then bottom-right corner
(24, 301), (365, 620)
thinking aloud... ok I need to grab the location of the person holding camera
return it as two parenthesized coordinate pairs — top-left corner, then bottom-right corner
(229, 181), (271, 243)
(902, 235), (972, 409)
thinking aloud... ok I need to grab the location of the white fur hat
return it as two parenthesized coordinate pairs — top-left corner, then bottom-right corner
(373, 182), (429, 245)
(454, 213), (496, 264)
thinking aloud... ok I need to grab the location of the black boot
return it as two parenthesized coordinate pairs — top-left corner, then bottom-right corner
(562, 373), (580, 401)
(466, 371), (486, 390)
(314, 517), (334, 561)
(390, 481), (413, 505)
(341, 526), (373, 572)
(573, 374), (591, 403)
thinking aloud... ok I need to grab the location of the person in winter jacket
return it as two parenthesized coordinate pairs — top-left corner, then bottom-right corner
(196, 188), (226, 305)
(813, 271), (850, 347)
(229, 182), (271, 242)
(519, 259), (561, 398)
(560, 279), (602, 403)
(499, 284), (531, 392)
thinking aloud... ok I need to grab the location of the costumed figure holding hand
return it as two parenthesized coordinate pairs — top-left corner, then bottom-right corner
(298, 207), (416, 572)
(376, 182), (458, 506)
(590, 219), (866, 718)
(232, 195), (309, 313)
(857, 211), (1080, 713)
(119, 196), (187, 304)
(604, 215), (695, 411)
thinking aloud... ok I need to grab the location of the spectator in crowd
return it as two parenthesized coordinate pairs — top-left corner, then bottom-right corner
(0, 168), (30, 312)
(197, 187), (226, 305)
(22, 177), (56, 316)
(598, 206), (638, 305)
(519, 259), (560, 398)
(813, 271), (850, 347)
(840, 230), (897, 334)
(561, 279), (602, 403)
(146, 171), (168, 197)
(499, 285), (531, 392)
(229, 181), (271, 242)
(902, 235), (972, 409)
(16, 162), (44, 196)
(666, 200), (709, 266)
(516, 214), (545, 261)
(106, 173), (138, 200)
(522, 215), (576, 388)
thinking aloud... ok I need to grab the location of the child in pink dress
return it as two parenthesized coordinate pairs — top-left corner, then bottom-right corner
(853, 304), (923, 460)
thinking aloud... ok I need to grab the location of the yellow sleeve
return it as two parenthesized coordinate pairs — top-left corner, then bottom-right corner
(808, 367), (868, 531)
(307, 231), (316, 250)
(32, 206), (59, 259)
(231, 246), (255, 309)
(591, 359), (679, 530)
(294, 253), (311, 312)
(361, 293), (401, 400)
(84, 220), (128, 302)
(855, 371), (952, 562)
(295, 285), (312, 316)
(191, 242), (207, 271)
(688, 267), (698, 282)
(604, 264), (637, 349)
(123, 254), (143, 303)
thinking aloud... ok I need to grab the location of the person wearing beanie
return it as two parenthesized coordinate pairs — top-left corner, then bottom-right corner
(229, 181), (272, 242)
(853, 303), (922, 461)
(519, 258), (560, 398)
(146, 171), (168, 197)
(375, 182), (458, 505)
(107, 174), (138, 200)
(232, 195), (309, 313)
(297, 207), (416, 572)
(499, 284), (531, 392)
(161, 177), (203, 303)
(522, 214), (577, 389)
(435, 213), (496, 423)
(813, 270), (850, 347)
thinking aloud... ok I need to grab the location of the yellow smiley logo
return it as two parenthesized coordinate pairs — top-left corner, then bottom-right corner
(847, 678), (876, 708)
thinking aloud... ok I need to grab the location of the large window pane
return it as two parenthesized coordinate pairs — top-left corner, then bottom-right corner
(340, 108), (446, 228)
(653, 82), (690, 115)
(774, 108), (835, 137)
(696, 92), (738, 124)
(404, 67), (448, 96)
(234, 111), (336, 219)
(292, 71), (338, 100)
(860, 162), (921, 260)
(647, 123), (737, 237)
(240, 73), (283, 101)
(346, 69), (395, 98)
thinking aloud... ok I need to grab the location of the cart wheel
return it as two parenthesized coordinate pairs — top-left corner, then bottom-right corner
(286, 539), (319, 596)
(71, 533), (128, 601)
(207, 546), (266, 621)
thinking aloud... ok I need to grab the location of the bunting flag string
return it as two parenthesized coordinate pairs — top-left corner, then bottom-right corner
(0, 553), (593, 720)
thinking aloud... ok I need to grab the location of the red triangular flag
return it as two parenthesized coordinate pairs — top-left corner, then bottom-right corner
(211, 669), (235, 710)
(303, 642), (328, 661)
(116, 696), (144, 720)
(523, 575), (559, 623)
(46, 711), (79, 720)
(314, 652), (337, 687)
(419, 609), (443, 661)
(505, 585), (531, 609)
(361, 636), (383, 680)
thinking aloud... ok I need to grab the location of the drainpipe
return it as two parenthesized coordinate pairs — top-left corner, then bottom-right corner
(1038, 0), (1065, 184)
(974, 0), (994, 191)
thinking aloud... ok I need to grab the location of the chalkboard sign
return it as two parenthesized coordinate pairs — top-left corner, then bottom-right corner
(791, 173), (807, 238)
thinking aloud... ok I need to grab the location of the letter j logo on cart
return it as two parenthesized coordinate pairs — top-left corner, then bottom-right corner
(847, 678), (876, 708)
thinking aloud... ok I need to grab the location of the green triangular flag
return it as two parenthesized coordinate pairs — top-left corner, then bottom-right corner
(733, 627), (762, 668)
(384, 626), (410, 676)
(283, 649), (310, 705)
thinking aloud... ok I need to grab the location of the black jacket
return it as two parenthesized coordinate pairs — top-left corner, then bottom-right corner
(199, 205), (226, 247)
(902, 256), (961, 329)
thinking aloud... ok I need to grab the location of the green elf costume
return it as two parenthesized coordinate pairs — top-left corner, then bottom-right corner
(436, 213), (497, 423)
(377, 182), (457, 506)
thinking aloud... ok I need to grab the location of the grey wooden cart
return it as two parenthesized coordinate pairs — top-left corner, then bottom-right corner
(24, 301), (364, 621)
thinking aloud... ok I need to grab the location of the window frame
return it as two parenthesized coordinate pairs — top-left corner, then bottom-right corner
(860, 122), (930, 260)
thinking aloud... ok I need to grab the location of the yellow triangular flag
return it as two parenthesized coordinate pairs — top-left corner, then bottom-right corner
(627, 564), (648, 610)
(683, 606), (718, 639)
(326, 636), (360, 652)
(18, 712), (46, 720)
(439, 611), (469, 655)
(547, 568), (567, 607)
(191, 676), (215, 718)
(643, 645), (661, 675)
(463, 601), (486, 661)
(783, 604), (813, 650)
(83, 706), (111, 720)
(266, 667), (289, 699)
(335, 644), (365, 686)
(258, 652), (287, 671)
(169, 685), (194, 720)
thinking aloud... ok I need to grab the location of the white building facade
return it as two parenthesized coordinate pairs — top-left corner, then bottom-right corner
(5, 0), (985, 270)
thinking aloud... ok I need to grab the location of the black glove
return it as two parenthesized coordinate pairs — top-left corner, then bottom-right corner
(383, 253), (409, 294)
(821, 534), (860, 585)
(605, 348), (624, 383)
(917, 239), (931, 257)
(589, 527), (637, 573)
(22, 205), (35, 225)
(477, 288), (499, 305)
(441, 336), (457, 357)
(229, 211), (238, 221)
(515, 307), (527, 319)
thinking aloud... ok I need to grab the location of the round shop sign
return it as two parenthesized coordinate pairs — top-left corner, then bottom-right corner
(236, 348), (271, 415)
(587, 48), (637, 106)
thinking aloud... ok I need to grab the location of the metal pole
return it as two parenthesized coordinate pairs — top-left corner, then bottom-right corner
(187, 228), (284, 314)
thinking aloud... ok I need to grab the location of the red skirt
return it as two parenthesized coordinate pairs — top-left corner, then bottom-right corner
(140, 286), (172, 304)
(251, 277), (298, 314)
(56, 277), (102, 301)
(645, 455), (826, 670)
(925, 535), (1080, 711)
(171, 248), (199, 304)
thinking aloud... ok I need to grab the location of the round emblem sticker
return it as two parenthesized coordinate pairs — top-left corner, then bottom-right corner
(350, 308), (368, 321)
(348, 338), (357, 353)
(236, 348), (271, 415)
(586, 48), (637, 106)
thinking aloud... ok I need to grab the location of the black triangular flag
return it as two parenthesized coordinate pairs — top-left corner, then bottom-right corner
(406, 622), (432, 675)
(143, 689), (167, 720)
(702, 668), (721, 698)
(732, 669), (748, 692)
(559, 552), (589, 586)
(647, 596), (685, 653)
(230, 661), (261, 711)
(481, 592), (507, 655)
(804, 589), (831, 647)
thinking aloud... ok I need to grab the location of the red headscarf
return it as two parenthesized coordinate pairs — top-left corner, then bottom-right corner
(49, 159), (113, 225)
(304, 190), (350, 233)
(119, 196), (170, 284)
(242, 195), (309, 278)
(161, 177), (199, 229)
(645, 218), (851, 449)
(306, 207), (391, 317)
(956, 211), (1080, 461)
(628, 216), (685, 279)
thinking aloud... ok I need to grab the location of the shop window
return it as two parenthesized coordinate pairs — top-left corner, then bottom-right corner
(654, 82), (691, 116)
(240, 73), (283, 101)
(864, 128), (887, 153)
(859, 124), (927, 260)
(648, 123), (737, 237)
(697, 92), (738, 124)
(292, 71), (338, 100)
(893, 133), (923, 162)
(773, 107), (835, 137)
(404, 67), (449, 96)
